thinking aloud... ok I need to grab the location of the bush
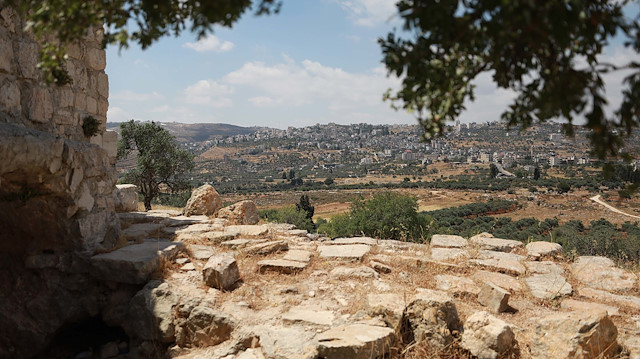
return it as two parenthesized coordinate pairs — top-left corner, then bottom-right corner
(260, 206), (315, 232)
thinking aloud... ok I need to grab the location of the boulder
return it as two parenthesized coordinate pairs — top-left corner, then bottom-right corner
(531, 311), (619, 359)
(316, 324), (395, 359)
(183, 184), (222, 217)
(461, 311), (515, 359)
(478, 281), (511, 313)
(113, 184), (138, 212)
(124, 280), (178, 342)
(526, 241), (562, 259)
(183, 305), (235, 347)
(367, 293), (406, 329)
(403, 289), (462, 349)
(203, 255), (240, 290)
(217, 200), (260, 225)
(431, 234), (468, 248)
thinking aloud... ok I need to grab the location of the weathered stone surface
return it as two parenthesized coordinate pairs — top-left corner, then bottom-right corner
(331, 237), (377, 245)
(203, 255), (240, 290)
(29, 86), (53, 123)
(526, 272), (572, 299)
(431, 234), (468, 248)
(330, 266), (379, 279)
(258, 259), (307, 274)
(524, 260), (564, 274)
(189, 245), (216, 260)
(435, 274), (480, 296)
(471, 250), (526, 275)
(478, 281), (511, 313)
(184, 305), (235, 347)
(317, 244), (370, 261)
(250, 325), (317, 359)
(316, 324), (395, 359)
(217, 200), (260, 225)
(470, 236), (524, 252)
(577, 287), (640, 310)
(125, 280), (178, 342)
(91, 242), (184, 284)
(282, 308), (334, 326)
(531, 311), (619, 359)
(113, 184), (138, 212)
(122, 222), (164, 242)
(0, 81), (20, 117)
(461, 311), (515, 359)
(404, 289), (462, 349)
(367, 293), (406, 329)
(473, 271), (523, 292)
(183, 184), (222, 217)
(225, 225), (269, 237)
(560, 299), (620, 317)
(526, 241), (563, 259)
(571, 256), (637, 292)
(221, 238), (266, 249)
(370, 260), (392, 274)
(244, 240), (288, 256)
(283, 249), (312, 263)
(430, 247), (468, 262)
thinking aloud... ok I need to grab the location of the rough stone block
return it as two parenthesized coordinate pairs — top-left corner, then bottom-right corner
(461, 311), (515, 359)
(203, 255), (240, 290)
(478, 281), (511, 313)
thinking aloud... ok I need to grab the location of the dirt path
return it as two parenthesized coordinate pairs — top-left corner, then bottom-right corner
(589, 194), (640, 220)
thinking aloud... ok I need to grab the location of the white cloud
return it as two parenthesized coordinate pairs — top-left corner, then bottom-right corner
(336, 0), (397, 27)
(248, 96), (280, 107)
(110, 90), (164, 102)
(149, 105), (170, 113)
(183, 80), (233, 107)
(107, 106), (135, 122)
(183, 35), (235, 53)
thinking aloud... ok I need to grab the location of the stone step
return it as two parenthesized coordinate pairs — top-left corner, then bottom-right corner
(90, 241), (184, 284)
(317, 244), (371, 261)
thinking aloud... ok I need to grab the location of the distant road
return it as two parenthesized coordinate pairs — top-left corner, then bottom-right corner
(589, 195), (640, 220)
(494, 162), (515, 177)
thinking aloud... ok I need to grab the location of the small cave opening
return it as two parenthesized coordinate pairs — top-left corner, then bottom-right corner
(35, 316), (129, 359)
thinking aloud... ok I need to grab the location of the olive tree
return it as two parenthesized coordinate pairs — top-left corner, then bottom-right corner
(117, 120), (194, 210)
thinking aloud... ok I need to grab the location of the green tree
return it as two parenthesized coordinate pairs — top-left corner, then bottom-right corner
(381, 0), (640, 161)
(117, 120), (194, 211)
(11, 0), (280, 84)
(324, 177), (335, 186)
(489, 164), (499, 179)
(534, 167), (541, 181)
(260, 206), (315, 233)
(296, 194), (315, 220)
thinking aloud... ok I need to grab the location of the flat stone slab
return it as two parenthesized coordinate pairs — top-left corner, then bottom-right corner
(122, 222), (164, 241)
(478, 250), (525, 262)
(525, 273), (572, 299)
(175, 223), (217, 235)
(472, 270), (522, 292)
(189, 245), (216, 260)
(162, 215), (209, 227)
(560, 299), (620, 317)
(283, 249), (312, 263)
(316, 324), (395, 359)
(577, 287), (640, 310)
(220, 238), (267, 249)
(430, 247), (468, 262)
(470, 258), (526, 276)
(117, 211), (172, 226)
(244, 240), (288, 255)
(225, 225), (269, 237)
(282, 308), (334, 326)
(525, 241), (562, 258)
(431, 234), (468, 248)
(435, 274), (480, 296)
(524, 261), (564, 274)
(470, 236), (523, 252)
(286, 229), (309, 237)
(258, 259), (307, 274)
(331, 237), (378, 246)
(91, 242), (184, 284)
(330, 266), (378, 279)
(571, 256), (637, 292)
(317, 244), (371, 261)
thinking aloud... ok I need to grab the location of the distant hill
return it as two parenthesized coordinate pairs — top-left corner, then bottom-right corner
(106, 122), (260, 143)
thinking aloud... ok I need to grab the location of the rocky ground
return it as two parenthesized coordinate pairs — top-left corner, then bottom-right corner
(85, 201), (640, 359)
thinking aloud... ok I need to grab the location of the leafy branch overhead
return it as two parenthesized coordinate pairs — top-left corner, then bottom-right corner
(381, 0), (640, 160)
(9, 0), (281, 85)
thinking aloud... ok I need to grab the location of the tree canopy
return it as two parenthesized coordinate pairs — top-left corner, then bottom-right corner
(381, 0), (640, 161)
(10, 0), (280, 84)
(117, 120), (194, 210)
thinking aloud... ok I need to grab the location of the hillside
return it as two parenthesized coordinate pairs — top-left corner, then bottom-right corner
(107, 122), (260, 143)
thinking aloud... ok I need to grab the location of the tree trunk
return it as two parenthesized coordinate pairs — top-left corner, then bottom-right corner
(144, 196), (152, 211)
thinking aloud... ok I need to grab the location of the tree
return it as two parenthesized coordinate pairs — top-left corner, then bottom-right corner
(381, 0), (640, 161)
(296, 194), (315, 220)
(534, 167), (541, 181)
(117, 120), (194, 210)
(489, 164), (499, 179)
(11, 0), (280, 84)
(324, 177), (334, 186)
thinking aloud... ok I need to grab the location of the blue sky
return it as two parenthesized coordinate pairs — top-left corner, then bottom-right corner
(105, 0), (637, 129)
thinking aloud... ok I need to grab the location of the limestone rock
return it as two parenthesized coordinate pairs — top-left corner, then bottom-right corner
(113, 184), (138, 212)
(203, 255), (240, 290)
(470, 236), (524, 252)
(317, 244), (370, 261)
(472, 271), (522, 292)
(183, 184), (222, 217)
(525, 272), (572, 300)
(461, 311), (515, 359)
(478, 281), (511, 313)
(330, 266), (379, 279)
(404, 289), (462, 349)
(367, 293), (406, 329)
(577, 287), (640, 311)
(526, 241), (562, 259)
(258, 259), (307, 274)
(370, 260), (392, 274)
(184, 305), (235, 347)
(331, 237), (377, 245)
(244, 240), (288, 256)
(524, 260), (564, 274)
(91, 241), (184, 284)
(430, 247), (468, 262)
(122, 222), (164, 242)
(283, 249), (312, 263)
(282, 308), (334, 326)
(221, 238), (264, 249)
(431, 234), (468, 248)
(435, 274), (480, 296)
(125, 280), (178, 342)
(571, 256), (637, 292)
(560, 299), (620, 317)
(316, 324), (395, 359)
(471, 250), (526, 275)
(217, 200), (260, 225)
(225, 225), (269, 237)
(531, 311), (619, 359)
(189, 245), (216, 260)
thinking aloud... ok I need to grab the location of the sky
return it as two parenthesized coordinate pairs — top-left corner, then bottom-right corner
(105, 0), (637, 129)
